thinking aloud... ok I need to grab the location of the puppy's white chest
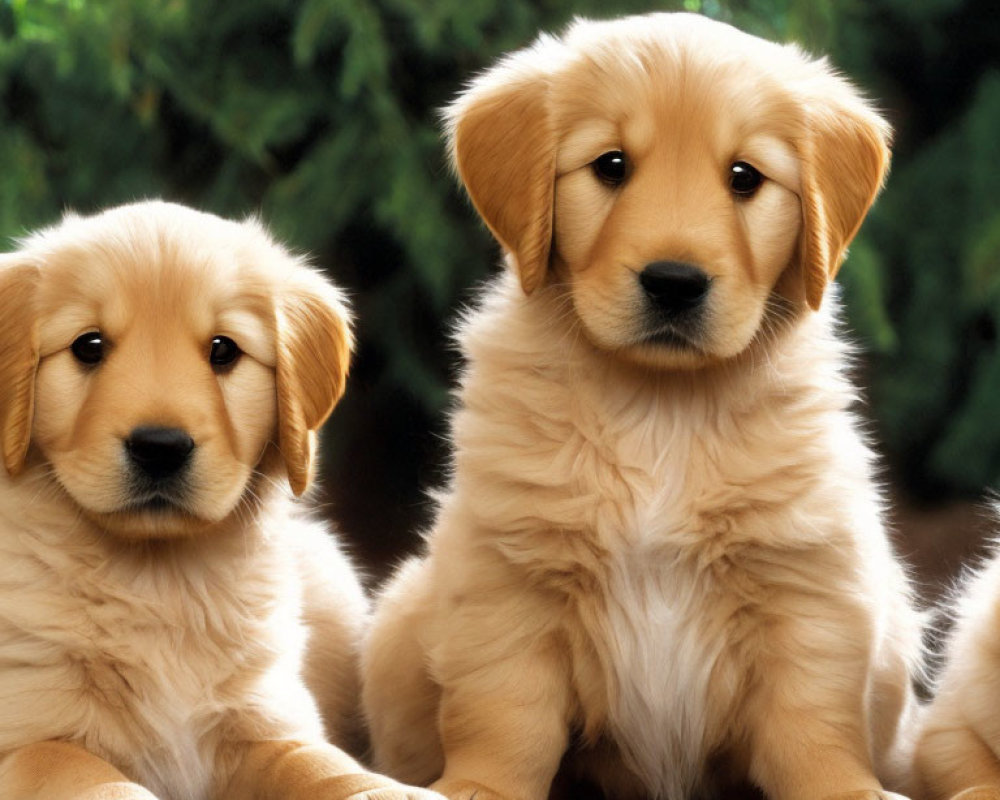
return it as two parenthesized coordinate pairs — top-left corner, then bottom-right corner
(58, 591), (244, 799)
(587, 545), (726, 800)
(0, 536), (281, 800)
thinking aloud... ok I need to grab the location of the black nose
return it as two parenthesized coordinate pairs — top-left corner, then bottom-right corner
(639, 261), (711, 315)
(125, 426), (194, 480)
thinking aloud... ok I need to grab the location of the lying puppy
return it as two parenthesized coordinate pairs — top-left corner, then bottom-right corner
(914, 553), (1000, 800)
(0, 201), (436, 800)
(362, 13), (922, 800)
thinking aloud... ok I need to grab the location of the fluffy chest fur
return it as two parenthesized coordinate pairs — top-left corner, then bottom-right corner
(446, 278), (891, 797)
(0, 478), (321, 800)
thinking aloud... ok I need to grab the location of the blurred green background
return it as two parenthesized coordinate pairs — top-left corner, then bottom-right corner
(2, 0), (999, 582)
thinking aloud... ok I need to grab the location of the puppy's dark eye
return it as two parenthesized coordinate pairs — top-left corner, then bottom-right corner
(210, 336), (241, 370)
(71, 332), (104, 365)
(729, 161), (764, 198)
(593, 151), (629, 186)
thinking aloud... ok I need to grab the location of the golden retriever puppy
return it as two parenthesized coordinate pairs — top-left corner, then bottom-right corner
(362, 13), (923, 800)
(914, 553), (1000, 800)
(0, 201), (440, 800)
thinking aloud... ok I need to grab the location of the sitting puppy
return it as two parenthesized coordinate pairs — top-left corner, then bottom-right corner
(0, 201), (436, 800)
(362, 13), (922, 800)
(914, 552), (1000, 800)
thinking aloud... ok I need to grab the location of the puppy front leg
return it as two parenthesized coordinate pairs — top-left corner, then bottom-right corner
(747, 612), (906, 800)
(750, 709), (889, 800)
(0, 740), (158, 800)
(220, 739), (444, 800)
(430, 642), (572, 800)
(915, 723), (1000, 800)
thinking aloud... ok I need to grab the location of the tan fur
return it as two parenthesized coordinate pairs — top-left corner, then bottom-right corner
(0, 201), (440, 800)
(276, 273), (352, 496)
(913, 554), (1000, 800)
(362, 13), (920, 800)
(0, 258), (39, 475)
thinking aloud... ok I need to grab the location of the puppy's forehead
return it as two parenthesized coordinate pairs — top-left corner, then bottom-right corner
(553, 13), (805, 150)
(32, 203), (276, 326)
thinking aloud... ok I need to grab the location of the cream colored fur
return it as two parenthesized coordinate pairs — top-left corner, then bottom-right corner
(362, 13), (923, 800)
(0, 201), (440, 800)
(914, 551), (1000, 800)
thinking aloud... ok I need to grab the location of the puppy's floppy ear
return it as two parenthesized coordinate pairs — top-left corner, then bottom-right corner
(0, 256), (40, 477)
(798, 67), (891, 310)
(446, 44), (558, 295)
(275, 267), (353, 497)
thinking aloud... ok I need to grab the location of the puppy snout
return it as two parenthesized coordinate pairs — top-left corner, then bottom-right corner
(125, 426), (195, 481)
(639, 261), (711, 315)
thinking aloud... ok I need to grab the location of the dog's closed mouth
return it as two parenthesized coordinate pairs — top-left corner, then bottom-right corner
(640, 326), (702, 351)
(125, 493), (187, 514)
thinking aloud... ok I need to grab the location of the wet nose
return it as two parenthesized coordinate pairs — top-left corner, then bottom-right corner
(125, 426), (194, 481)
(639, 261), (711, 315)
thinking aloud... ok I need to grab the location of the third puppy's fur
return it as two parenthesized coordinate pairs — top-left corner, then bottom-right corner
(914, 549), (1000, 800)
(363, 13), (922, 800)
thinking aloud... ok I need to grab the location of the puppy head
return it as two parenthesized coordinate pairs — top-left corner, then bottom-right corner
(447, 13), (890, 368)
(0, 201), (351, 538)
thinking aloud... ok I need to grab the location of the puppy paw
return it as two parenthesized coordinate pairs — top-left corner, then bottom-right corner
(430, 778), (510, 800)
(948, 787), (1000, 800)
(336, 773), (446, 800)
(347, 788), (446, 800)
(822, 792), (911, 800)
(78, 783), (161, 800)
(315, 773), (446, 800)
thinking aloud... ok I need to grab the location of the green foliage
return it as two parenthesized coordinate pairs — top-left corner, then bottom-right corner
(0, 0), (998, 511)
